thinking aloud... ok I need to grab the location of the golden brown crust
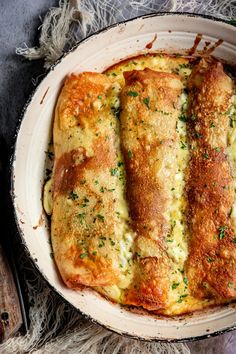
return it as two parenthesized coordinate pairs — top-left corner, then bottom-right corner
(120, 68), (183, 310)
(186, 59), (236, 299)
(187, 58), (232, 149)
(51, 73), (126, 287)
(125, 256), (169, 311)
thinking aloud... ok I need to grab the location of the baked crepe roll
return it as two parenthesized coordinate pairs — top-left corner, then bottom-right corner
(120, 68), (183, 310)
(51, 73), (129, 288)
(186, 59), (236, 299)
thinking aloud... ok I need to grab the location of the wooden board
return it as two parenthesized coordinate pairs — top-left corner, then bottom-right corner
(0, 244), (22, 342)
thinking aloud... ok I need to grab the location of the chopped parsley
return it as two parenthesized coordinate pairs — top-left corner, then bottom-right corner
(80, 253), (87, 259)
(178, 268), (184, 274)
(195, 132), (202, 139)
(180, 141), (187, 149)
(179, 63), (189, 69)
(203, 153), (209, 159)
(68, 191), (78, 200)
(207, 257), (214, 263)
(177, 294), (188, 303)
(179, 114), (187, 122)
(92, 251), (97, 256)
(98, 236), (106, 248)
(110, 167), (120, 177)
(172, 282), (180, 290)
(215, 147), (221, 153)
(183, 277), (188, 286)
(127, 91), (138, 97)
(128, 150), (133, 159)
(98, 95), (102, 99)
(143, 97), (150, 108)
(77, 213), (86, 224)
(100, 187), (105, 193)
(219, 225), (227, 240)
(97, 214), (105, 222)
(210, 122), (215, 128)
(232, 237), (236, 243)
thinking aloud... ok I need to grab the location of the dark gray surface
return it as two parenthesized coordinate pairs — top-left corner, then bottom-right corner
(0, 0), (56, 150)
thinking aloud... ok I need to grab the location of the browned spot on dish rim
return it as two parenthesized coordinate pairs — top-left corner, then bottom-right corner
(146, 34), (157, 49)
(204, 39), (224, 55)
(40, 87), (49, 104)
(188, 33), (203, 55)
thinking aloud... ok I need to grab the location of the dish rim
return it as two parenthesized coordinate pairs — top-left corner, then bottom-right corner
(10, 11), (236, 343)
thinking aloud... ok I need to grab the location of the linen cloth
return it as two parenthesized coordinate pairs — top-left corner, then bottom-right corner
(0, 1), (236, 353)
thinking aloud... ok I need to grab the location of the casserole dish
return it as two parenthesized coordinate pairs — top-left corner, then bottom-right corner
(11, 13), (236, 341)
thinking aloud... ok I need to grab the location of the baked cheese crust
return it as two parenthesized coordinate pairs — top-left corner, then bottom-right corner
(52, 73), (132, 287)
(44, 53), (236, 316)
(120, 69), (182, 310)
(186, 58), (236, 299)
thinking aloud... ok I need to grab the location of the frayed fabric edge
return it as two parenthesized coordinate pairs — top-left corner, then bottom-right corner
(15, 0), (236, 69)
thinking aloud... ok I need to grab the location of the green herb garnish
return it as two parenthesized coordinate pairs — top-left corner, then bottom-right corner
(183, 277), (188, 286)
(77, 213), (86, 224)
(177, 294), (188, 303)
(195, 132), (202, 139)
(128, 150), (133, 159)
(179, 114), (187, 122)
(219, 225), (227, 240)
(143, 97), (150, 108)
(172, 282), (180, 290)
(127, 91), (138, 97)
(110, 168), (120, 177)
(203, 153), (209, 159)
(97, 214), (105, 222)
(68, 191), (78, 200)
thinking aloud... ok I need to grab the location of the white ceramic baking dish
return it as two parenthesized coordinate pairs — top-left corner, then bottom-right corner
(11, 13), (236, 342)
